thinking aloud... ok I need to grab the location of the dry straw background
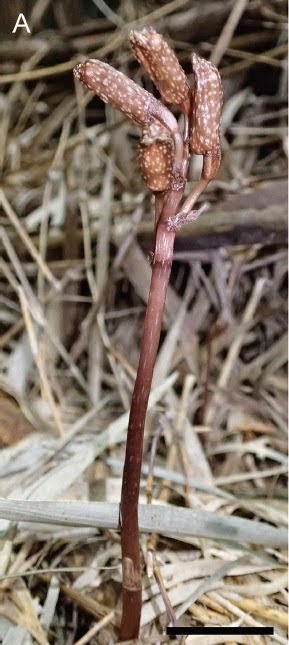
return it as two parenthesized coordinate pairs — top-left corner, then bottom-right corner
(0, 0), (287, 643)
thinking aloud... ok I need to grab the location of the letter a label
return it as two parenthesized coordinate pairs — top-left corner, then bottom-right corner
(12, 14), (31, 33)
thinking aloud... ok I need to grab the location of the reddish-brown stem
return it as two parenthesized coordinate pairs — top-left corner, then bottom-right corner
(119, 189), (183, 640)
(162, 177), (209, 232)
(152, 192), (166, 250)
(176, 177), (209, 216)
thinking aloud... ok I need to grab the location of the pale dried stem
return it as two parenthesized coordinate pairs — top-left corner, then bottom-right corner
(0, 189), (59, 290)
(18, 287), (64, 436)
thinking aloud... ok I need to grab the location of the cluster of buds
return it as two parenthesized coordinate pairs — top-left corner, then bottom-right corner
(73, 28), (223, 198)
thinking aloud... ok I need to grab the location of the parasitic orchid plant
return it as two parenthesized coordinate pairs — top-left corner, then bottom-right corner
(74, 28), (223, 641)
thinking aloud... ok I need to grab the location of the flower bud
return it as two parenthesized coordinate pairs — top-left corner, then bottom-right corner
(74, 59), (157, 126)
(189, 53), (223, 179)
(130, 28), (190, 113)
(74, 59), (182, 160)
(138, 122), (173, 192)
